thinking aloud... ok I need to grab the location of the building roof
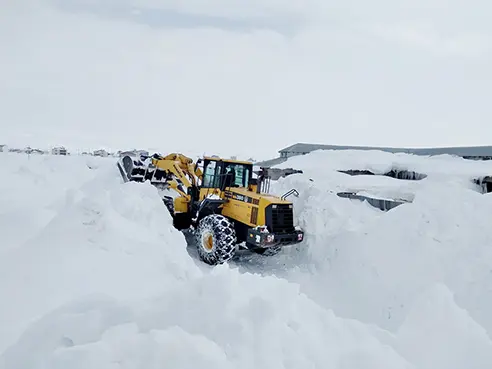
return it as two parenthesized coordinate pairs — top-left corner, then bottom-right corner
(278, 143), (492, 157)
(254, 157), (287, 167)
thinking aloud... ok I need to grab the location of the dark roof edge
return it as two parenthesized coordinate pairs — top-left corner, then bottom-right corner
(278, 143), (492, 156)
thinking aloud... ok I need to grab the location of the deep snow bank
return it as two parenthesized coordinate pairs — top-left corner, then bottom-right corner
(0, 153), (97, 255)
(2, 150), (492, 368)
(0, 153), (418, 369)
(0, 153), (197, 353)
(396, 283), (492, 369)
(269, 150), (492, 337)
(1, 267), (417, 369)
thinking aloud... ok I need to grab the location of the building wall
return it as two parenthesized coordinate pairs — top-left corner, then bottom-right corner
(281, 151), (309, 158)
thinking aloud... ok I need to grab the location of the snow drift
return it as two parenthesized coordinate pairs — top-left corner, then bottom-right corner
(1, 267), (417, 369)
(269, 150), (492, 345)
(0, 153), (198, 354)
(1, 149), (492, 368)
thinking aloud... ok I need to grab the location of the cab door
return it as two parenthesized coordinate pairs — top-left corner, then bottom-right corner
(199, 159), (223, 200)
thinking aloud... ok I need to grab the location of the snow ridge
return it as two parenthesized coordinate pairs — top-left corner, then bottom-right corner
(1, 150), (492, 368)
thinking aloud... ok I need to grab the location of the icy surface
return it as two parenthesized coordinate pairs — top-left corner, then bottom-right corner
(1, 150), (492, 368)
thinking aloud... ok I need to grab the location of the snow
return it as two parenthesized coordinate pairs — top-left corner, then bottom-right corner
(268, 149), (492, 335)
(0, 153), (198, 354)
(1, 149), (492, 368)
(395, 283), (492, 369)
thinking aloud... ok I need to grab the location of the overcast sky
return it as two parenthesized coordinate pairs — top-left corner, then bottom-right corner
(1, 0), (491, 159)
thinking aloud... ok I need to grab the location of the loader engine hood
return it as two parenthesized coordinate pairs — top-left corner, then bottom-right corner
(223, 188), (296, 233)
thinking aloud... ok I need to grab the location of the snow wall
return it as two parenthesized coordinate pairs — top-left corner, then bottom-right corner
(1, 150), (492, 369)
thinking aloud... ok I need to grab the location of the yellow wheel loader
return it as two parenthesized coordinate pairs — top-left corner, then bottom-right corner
(117, 152), (304, 265)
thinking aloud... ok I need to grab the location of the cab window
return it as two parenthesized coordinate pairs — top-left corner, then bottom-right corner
(223, 163), (251, 187)
(202, 160), (220, 188)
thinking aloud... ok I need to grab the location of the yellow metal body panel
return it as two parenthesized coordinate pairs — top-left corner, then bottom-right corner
(220, 187), (291, 227)
(224, 187), (291, 204)
(198, 185), (292, 227)
(199, 188), (222, 201)
(221, 198), (253, 226)
(151, 153), (202, 188)
(174, 196), (189, 213)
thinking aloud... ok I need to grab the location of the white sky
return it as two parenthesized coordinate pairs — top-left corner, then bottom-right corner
(1, 0), (491, 160)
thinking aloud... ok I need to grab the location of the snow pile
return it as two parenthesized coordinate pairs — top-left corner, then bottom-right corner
(2, 149), (492, 368)
(0, 154), (95, 255)
(395, 283), (492, 369)
(0, 152), (416, 369)
(268, 150), (492, 352)
(0, 153), (198, 353)
(1, 267), (417, 369)
(287, 186), (492, 332)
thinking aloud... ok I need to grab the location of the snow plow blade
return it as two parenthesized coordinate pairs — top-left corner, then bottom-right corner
(117, 152), (170, 186)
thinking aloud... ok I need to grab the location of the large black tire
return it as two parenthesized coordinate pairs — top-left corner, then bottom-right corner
(195, 215), (237, 265)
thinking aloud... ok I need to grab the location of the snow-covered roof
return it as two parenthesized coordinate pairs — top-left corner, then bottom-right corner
(279, 143), (492, 157)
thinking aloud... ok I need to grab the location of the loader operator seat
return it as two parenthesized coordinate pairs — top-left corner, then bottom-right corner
(224, 167), (236, 188)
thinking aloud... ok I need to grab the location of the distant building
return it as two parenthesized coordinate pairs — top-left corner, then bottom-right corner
(119, 149), (149, 157)
(23, 147), (45, 155)
(253, 156), (287, 168)
(52, 146), (68, 155)
(255, 143), (492, 167)
(278, 143), (492, 160)
(93, 149), (109, 157)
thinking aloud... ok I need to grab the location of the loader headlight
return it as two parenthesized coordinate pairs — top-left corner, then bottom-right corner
(297, 233), (303, 241)
(266, 234), (275, 243)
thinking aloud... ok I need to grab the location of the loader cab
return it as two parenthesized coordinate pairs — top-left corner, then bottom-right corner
(201, 157), (253, 190)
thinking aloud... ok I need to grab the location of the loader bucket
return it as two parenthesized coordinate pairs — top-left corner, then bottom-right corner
(117, 155), (146, 182)
(117, 154), (171, 186)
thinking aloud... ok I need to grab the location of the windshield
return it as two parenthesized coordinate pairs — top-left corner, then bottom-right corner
(223, 163), (251, 187)
(201, 159), (252, 188)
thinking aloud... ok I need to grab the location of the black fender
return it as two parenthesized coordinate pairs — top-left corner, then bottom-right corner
(196, 198), (226, 222)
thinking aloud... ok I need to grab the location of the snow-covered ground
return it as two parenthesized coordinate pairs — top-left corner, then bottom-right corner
(1, 150), (492, 368)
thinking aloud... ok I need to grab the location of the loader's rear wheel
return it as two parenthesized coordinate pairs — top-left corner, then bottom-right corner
(195, 214), (237, 265)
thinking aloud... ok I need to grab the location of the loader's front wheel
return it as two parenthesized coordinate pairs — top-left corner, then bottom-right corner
(195, 214), (237, 265)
